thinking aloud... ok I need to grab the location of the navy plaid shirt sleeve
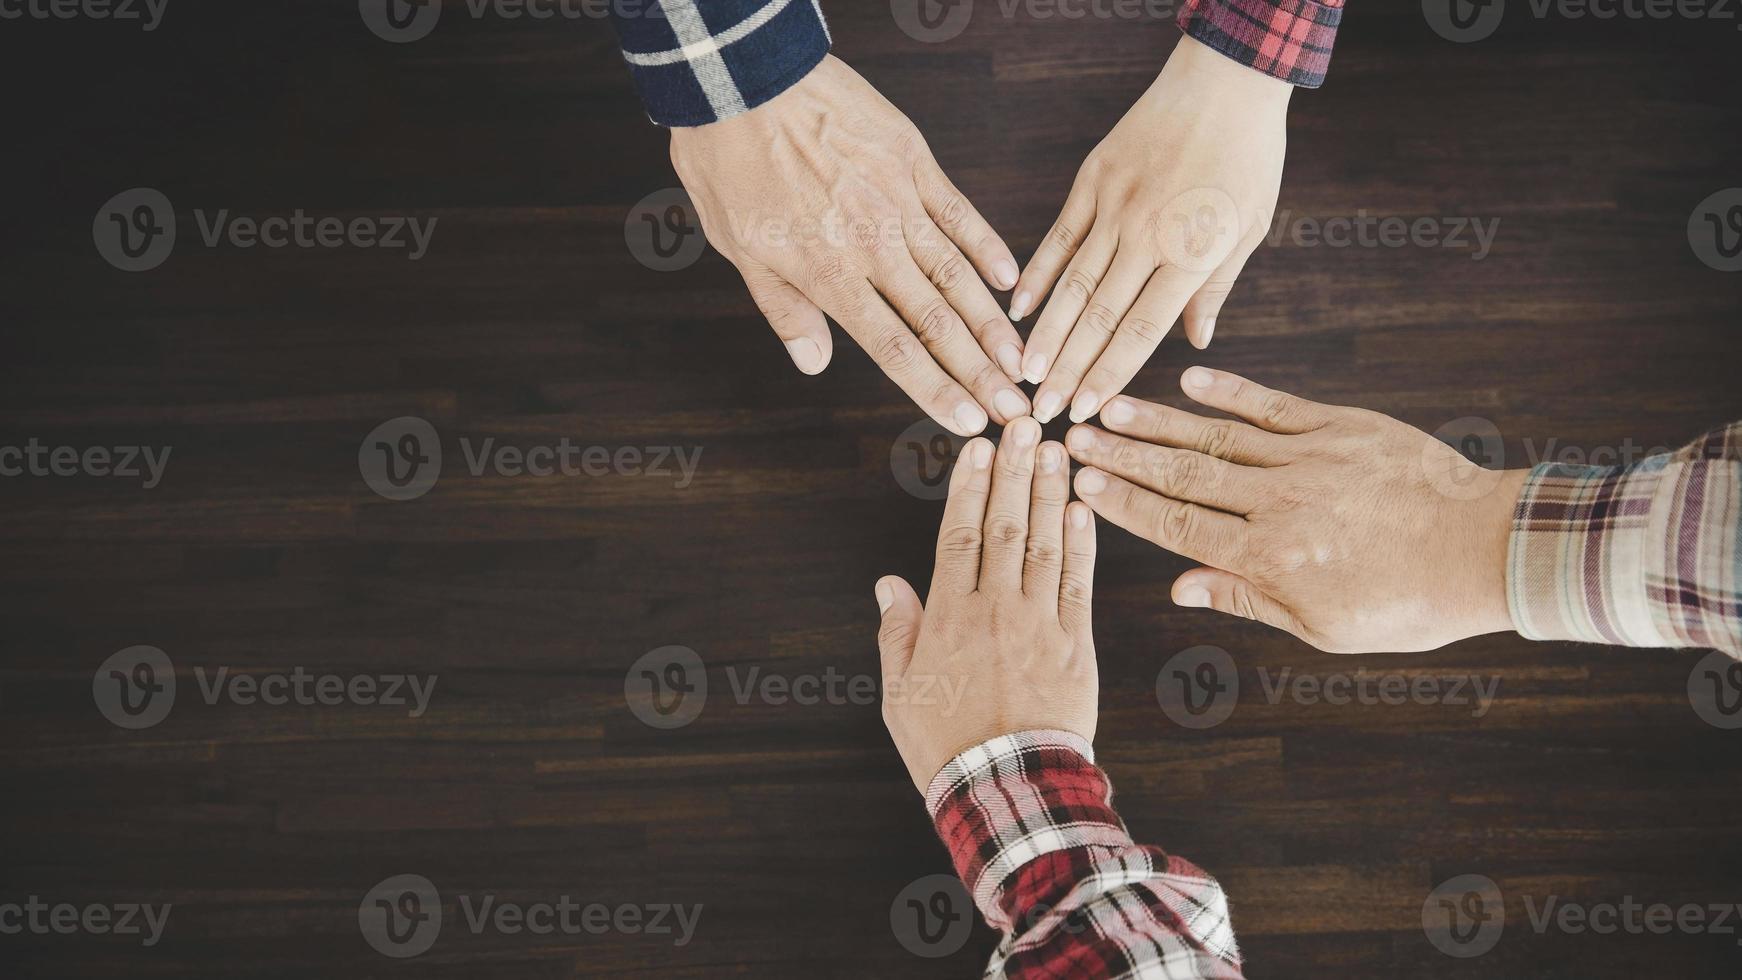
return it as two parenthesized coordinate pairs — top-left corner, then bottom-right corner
(607, 0), (832, 127)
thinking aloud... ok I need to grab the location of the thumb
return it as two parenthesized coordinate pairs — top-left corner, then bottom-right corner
(737, 258), (833, 375)
(1172, 567), (1306, 641)
(875, 576), (924, 678)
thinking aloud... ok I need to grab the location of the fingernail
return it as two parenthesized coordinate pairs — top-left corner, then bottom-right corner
(972, 439), (994, 469)
(1184, 367), (1215, 390)
(1034, 390), (1063, 423)
(1076, 468), (1107, 495)
(993, 259), (1019, 291)
(1040, 444), (1063, 473)
(875, 580), (894, 613)
(1177, 585), (1211, 608)
(1196, 318), (1216, 350)
(1070, 504), (1090, 529)
(1022, 351), (1049, 385)
(785, 338), (823, 374)
(1010, 289), (1034, 322)
(953, 401), (987, 436)
(1069, 389), (1100, 424)
(995, 343), (1023, 380)
(1103, 398), (1135, 426)
(1066, 426), (1094, 452)
(993, 388), (1027, 421)
(1011, 416), (1039, 448)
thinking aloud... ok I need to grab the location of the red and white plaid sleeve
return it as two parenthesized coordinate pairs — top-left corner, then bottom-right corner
(1176, 0), (1346, 88)
(1509, 421), (1742, 657)
(926, 730), (1243, 979)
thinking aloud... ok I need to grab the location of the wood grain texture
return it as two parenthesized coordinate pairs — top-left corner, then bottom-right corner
(2, 2), (1740, 977)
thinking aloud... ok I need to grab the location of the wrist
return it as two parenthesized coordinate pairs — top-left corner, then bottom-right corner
(1158, 35), (1293, 113)
(1459, 468), (1531, 640)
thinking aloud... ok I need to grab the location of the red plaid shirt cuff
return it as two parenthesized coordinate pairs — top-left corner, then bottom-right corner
(1510, 421), (1742, 657)
(926, 730), (1244, 979)
(1177, 0), (1346, 88)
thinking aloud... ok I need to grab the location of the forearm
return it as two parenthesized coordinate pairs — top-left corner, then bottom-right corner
(1507, 421), (1742, 657)
(927, 731), (1243, 979)
(607, 0), (831, 127)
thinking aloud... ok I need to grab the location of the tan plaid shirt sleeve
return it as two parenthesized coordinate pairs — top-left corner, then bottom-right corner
(1508, 421), (1742, 657)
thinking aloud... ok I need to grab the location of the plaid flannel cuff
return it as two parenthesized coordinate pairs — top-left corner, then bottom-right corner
(926, 731), (1242, 976)
(1176, 0), (1344, 88)
(1509, 422), (1742, 656)
(609, 0), (832, 127)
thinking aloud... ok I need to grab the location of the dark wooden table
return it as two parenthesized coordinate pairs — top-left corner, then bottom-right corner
(3, 1), (1740, 977)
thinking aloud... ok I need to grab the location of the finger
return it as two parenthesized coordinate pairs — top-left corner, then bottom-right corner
(1074, 264), (1203, 418)
(1035, 252), (1159, 424)
(875, 575), (925, 678)
(1011, 171), (1097, 324)
(815, 281), (987, 437)
(1100, 395), (1293, 467)
(1074, 466), (1249, 570)
(1173, 567), (1308, 642)
(933, 437), (995, 594)
(913, 156), (1021, 295)
(737, 258), (833, 375)
(907, 215), (1027, 384)
(980, 417), (1041, 592)
(1180, 234), (1261, 350)
(1065, 424), (1266, 515)
(1058, 501), (1097, 633)
(1179, 367), (1336, 435)
(1023, 225), (1117, 389)
(1024, 441), (1070, 598)
(875, 257), (1028, 426)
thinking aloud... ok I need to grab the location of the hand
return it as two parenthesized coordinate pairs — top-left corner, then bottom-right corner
(1065, 368), (1530, 654)
(1012, 36), (1290, 425)
(671, 55), (1029, 436)
(876, 417), (1098, 793)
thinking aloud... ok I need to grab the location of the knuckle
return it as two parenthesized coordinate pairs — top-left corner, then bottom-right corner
(1080, 303), (1117, 338)
(934, 195), (970, 233)
(1025, 538), (1062, 568)
(931, 255), (968, 292)
(893, 127), (928, 161)
(1060, 572), (1092, 608)
(938, 523), (983, 557)
(1110, 442), (1146, 475)
(808, 252), (853, 291)
(1063, 270), (1099, 302)
(985, 514), (1026, 545)
(1158, 498), (1197, 544)
(924, 378), (960, 412)
(1049, 220), (1084, 253)
(1261, 392), (1296, 427)
(1119, 315), (1166, 347)
(1230, 585), (1259, 622)
(914, 303), (958, 346)
(967, 361), (1003, 395)
(875, 331), (920, 372)
(1160, 453), (1203, 495)
(1197, 421), (1234, 458)
(878, 618), (916, 650)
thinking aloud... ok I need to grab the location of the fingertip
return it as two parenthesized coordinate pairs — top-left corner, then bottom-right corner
(1074, 467), (1108, 497)
(785, 337), (829, 375)
(1188, 317), (1216, 350)
(1007, 414), (1041, 449)
(875, 577), (896, 613)
(1181, 366), (1216, 394)
(1067, 500), (1092, 531)
(993, 258), (1020, 292)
